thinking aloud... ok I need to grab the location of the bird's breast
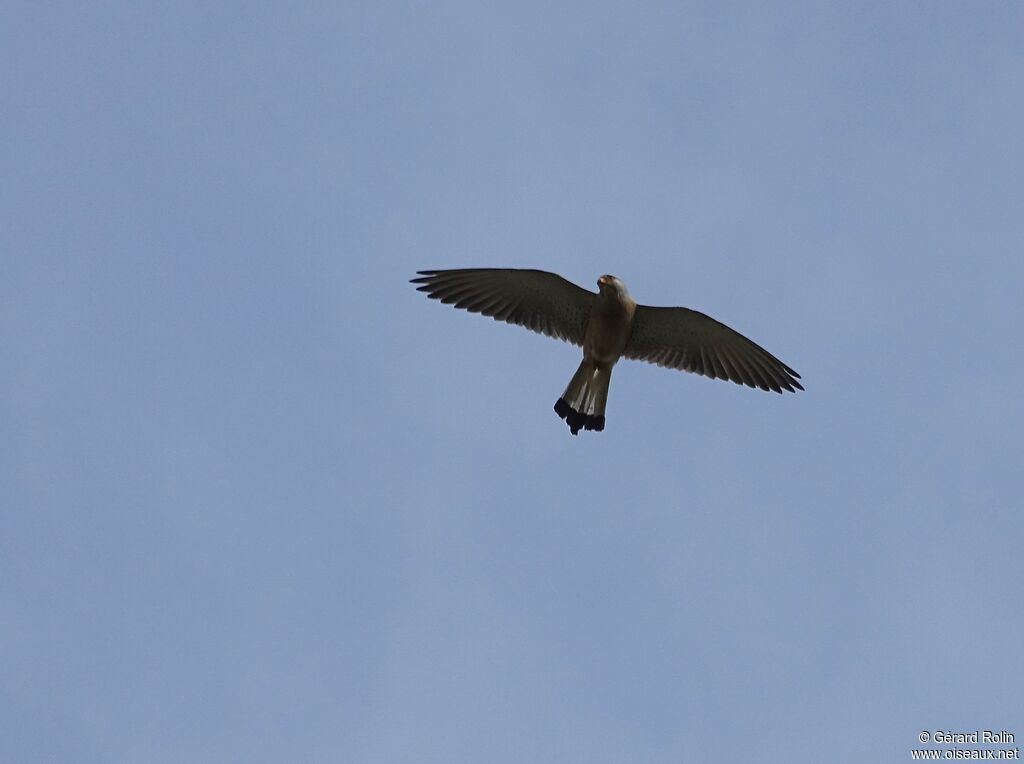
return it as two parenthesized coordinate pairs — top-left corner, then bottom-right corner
(583, 299), (635, 364)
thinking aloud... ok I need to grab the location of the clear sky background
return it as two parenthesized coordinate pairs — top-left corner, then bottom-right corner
(3, 3), (1022, 762)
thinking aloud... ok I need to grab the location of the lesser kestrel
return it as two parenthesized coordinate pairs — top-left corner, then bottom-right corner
(412, 269), (802, 435)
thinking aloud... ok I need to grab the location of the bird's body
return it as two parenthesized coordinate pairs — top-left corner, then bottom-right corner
(554, 275), (636, 433)
(584, 276), (636, 363)
(412, 268), (802, 435)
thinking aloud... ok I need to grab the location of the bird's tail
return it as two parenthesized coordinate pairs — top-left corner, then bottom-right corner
(554, 361), (611, 435)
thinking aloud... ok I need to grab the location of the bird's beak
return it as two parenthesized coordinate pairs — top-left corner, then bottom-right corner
(598, 275), (608, 286)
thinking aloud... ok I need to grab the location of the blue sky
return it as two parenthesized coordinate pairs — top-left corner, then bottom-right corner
(3, 3), (1022, 762)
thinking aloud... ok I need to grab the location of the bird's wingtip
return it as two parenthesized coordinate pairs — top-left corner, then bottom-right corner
(412, 270), (452, 284)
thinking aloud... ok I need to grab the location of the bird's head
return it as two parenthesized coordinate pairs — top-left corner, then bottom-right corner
(597, 274), (629, 298)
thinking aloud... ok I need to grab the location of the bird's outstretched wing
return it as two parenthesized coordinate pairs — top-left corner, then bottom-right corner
(624, 305), (803, 393)
(412, 269), (594, 346)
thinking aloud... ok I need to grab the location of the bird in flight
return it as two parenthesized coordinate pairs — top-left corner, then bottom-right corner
(412, 269), (802, 435)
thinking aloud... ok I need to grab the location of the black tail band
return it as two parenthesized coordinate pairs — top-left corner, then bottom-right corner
(554, 398), (605, 435)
